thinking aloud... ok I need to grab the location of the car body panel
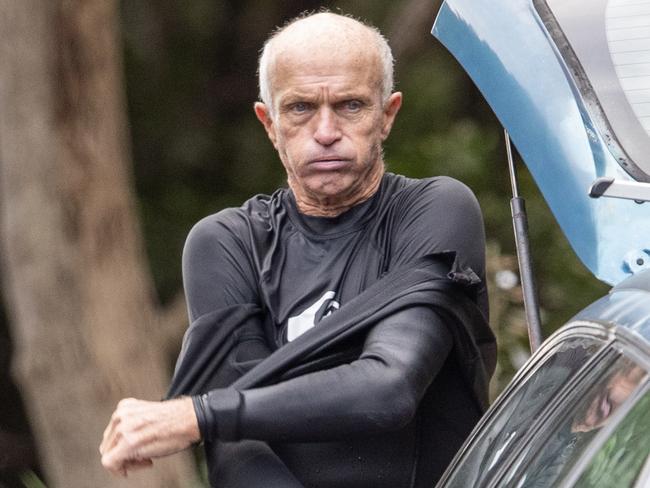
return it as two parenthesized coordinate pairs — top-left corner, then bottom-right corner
(572, 270), (650, 350)
(432, 0), (650, 286)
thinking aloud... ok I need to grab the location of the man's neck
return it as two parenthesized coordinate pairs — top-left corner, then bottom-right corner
(293, 169), (384, 218)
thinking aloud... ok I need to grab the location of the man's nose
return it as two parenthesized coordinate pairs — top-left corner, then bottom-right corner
(313, 108), (341, 146)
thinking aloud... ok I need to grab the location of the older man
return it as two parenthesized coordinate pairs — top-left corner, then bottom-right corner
(100, 11), (495, 487)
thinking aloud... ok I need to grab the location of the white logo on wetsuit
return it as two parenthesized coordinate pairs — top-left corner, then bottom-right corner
(286, 291), (340, 342)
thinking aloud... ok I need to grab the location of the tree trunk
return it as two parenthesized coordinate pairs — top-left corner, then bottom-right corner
(0, 1), (195, 486)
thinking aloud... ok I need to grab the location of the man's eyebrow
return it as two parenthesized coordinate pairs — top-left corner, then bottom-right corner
(280, 91), (373, 104)
(335, 94), (373, 103)
(279, 90), (318, 101)
(277, 95), (315, 108)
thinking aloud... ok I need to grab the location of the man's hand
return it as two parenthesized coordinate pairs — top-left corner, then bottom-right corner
(99, 397), (200, 477)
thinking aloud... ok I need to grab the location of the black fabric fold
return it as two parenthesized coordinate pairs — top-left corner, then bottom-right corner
(167, 304), (263, 397)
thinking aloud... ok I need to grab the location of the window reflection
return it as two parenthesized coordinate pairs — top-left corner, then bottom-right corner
(503, 357), (648, 488)
(573, 361), (646, 433)
(442, 337), (604, 488)
(574, 388), (650, 487)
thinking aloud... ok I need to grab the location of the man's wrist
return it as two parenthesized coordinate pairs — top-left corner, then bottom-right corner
(171, 397), (202, 444)
(191, 394), (213, 442)
(191, 389), (244, 442)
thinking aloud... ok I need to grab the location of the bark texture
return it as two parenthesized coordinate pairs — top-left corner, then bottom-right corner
(0, 1), (195, 486)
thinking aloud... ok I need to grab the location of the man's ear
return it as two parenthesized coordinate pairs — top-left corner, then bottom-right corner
(380, 92), (403, 141)
(254, 102), (278, 148)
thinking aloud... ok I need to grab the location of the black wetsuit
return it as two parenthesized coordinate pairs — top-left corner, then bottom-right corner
(173, 173), (494, 487)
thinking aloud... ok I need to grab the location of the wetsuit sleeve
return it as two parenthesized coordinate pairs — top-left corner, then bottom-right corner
(182, 211), (259, 322)
(180, 212), (271, 388)
(193, 305), (453, 442)
(389, 176), (488, 316)
(389, 177), (485, 273)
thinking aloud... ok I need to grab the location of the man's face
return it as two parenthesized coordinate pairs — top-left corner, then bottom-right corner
(255, 44), (401, 211)
(573, 365), (646, 433)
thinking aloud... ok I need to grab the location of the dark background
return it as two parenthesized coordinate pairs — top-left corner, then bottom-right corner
(0, 0), (608, 484)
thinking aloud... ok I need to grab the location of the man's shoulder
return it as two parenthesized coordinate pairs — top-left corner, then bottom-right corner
(197, 190), (287, 227)
(186, 189), (288, 244)
(384, 173), (478, 208)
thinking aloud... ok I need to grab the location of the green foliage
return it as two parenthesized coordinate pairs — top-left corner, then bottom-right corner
(20, 472), (47, 488)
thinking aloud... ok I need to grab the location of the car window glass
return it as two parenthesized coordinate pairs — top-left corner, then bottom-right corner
(572, 386), (650, 488)
(441, 336), (604, 488)
(500, 356), (648, 488)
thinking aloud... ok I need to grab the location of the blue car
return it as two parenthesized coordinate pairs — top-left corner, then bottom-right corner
(432, 0), (650, 486)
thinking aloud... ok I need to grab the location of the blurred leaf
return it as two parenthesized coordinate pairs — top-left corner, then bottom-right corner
(20, 472), (47, 488)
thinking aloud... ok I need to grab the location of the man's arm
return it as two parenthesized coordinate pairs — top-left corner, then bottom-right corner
(195, 305), (452, 442)
(100, 211), (263, 476)
(100, 304), (452, 474)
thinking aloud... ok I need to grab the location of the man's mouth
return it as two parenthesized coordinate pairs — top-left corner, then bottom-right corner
(308, 157), (350, 171)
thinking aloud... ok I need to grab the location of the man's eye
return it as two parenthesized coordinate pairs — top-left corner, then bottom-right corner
(291, 102), (310, 113)
(344, 100), (363, 112)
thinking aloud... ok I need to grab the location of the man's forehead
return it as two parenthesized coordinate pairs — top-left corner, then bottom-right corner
(274, 45), (377, 76)
(268, 15), (382, 91)
(271, 51), (382, 102)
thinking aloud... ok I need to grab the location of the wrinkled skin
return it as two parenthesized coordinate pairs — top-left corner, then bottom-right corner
(99, 397), (199, 476)
(254, 28), (401, 216)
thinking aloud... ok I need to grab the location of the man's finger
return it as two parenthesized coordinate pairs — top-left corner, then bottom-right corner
(102, 450), (154, 478)
(100, 398), (140, 455)
(101, 445), (124, 475)
(99, 419), (116, 455)
(100, 401), (126, 454)
(101, 422), (142, 475)
(101, 452), (128, 478)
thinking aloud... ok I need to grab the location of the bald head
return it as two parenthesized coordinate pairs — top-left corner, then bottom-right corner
(258, 12), (394, 114)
